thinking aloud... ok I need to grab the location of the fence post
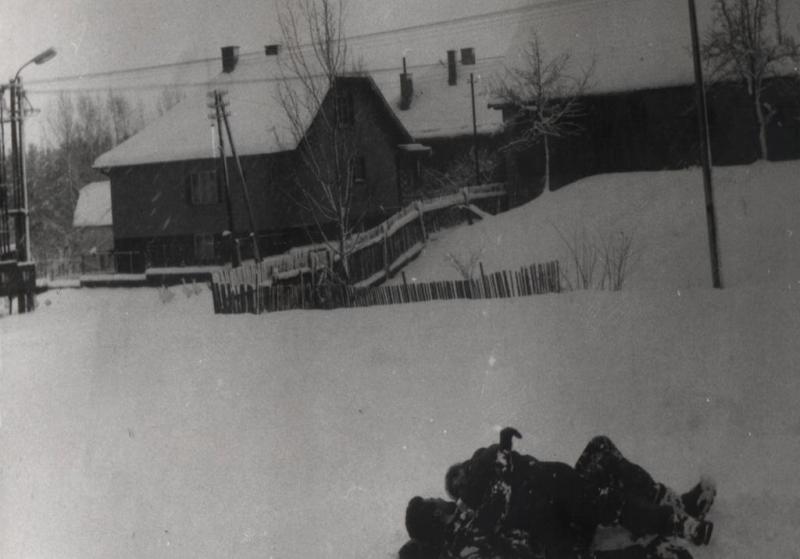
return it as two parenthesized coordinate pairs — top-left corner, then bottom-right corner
(415, 201), (427, 242)
(479, 261), (488, 299)
(462, 188), (473, 225)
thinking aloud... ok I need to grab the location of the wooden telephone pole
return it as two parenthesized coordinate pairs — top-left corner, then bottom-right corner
(208, 90), (261, 263)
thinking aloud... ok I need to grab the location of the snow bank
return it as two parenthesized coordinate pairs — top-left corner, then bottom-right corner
(395, 162), (800, 291)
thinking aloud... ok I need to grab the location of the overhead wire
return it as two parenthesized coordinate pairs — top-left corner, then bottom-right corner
(24, 0), (639, 94)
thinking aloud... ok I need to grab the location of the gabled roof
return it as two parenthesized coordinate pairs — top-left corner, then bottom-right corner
(500, 0), (799, 96)
(73, 180), (112, 227)
(372, 56), (505, 139)
(94, 58), (406, 169)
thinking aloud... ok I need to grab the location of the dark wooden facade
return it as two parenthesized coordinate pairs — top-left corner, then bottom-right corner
(502, 77), (800, 204)
(107, 78), (415, 272)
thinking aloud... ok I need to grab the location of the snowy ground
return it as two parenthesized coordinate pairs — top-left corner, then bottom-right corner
(1, 162), (800, 559)
(394, 161), (800, 291)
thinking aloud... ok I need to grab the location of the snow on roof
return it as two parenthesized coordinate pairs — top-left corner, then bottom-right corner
(93, 1), (800, 169)
(372, 56), (505, 140)
(73, 180), (112, 227)
(94, 57), (318, 168)
(94, 52), (507, 169)
(497, 1), (692, 96)
(501, 0), (799, 96)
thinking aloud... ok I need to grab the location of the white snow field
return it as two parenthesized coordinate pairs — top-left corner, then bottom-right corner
(2, 161), (800, 559)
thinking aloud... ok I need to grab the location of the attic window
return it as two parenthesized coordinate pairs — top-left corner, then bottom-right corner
(350, 155), (366, 183)
(335, 90), (355, 127)
(187, 170), (219, 205)
(461, 48), (475, 65)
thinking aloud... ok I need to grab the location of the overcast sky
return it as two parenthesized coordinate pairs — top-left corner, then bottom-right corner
(0, 0), (532, 82)
(3, 0), (798, 146)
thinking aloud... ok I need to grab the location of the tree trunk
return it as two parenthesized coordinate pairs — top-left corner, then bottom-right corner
(338, 220), (350, 283)
(753, 89), (770, 160)
(543, 135), (551, 192)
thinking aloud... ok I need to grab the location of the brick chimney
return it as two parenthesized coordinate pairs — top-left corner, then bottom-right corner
(447, 50), (457, 86)
(221, 45), (239, 73)
(399, 57), (413, 110)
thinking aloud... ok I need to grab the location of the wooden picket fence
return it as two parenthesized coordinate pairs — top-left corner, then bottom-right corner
(211, 260), (560, 314)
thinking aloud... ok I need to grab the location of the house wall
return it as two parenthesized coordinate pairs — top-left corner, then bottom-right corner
(505, 78), (800, 203)
(108, 79), (409, 271)
(291, 79), (409, 219)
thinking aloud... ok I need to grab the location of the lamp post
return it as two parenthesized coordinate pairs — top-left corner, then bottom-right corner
(9, 47), (57, 262)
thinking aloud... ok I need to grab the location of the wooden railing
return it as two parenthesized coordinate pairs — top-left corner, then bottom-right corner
(211, 183), (507, 297)
(211, 184), (516, 314)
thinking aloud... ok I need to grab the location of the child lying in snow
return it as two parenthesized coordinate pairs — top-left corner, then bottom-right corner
(399, 428), (716, 559)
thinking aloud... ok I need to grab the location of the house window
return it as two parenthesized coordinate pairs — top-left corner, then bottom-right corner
(335, 90), (355, 127)
(461, 48), (476, 65)
(194, 233), (216, 262)
(351, 155), (366, 183)
(188, 170), (218, 205)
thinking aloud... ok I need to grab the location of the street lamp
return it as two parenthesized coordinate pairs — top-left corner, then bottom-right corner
(9, 47), (56, 262)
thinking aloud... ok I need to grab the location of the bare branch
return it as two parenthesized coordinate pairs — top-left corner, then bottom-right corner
(491, 34), (593, 191)
(702, 0), (800, 159)
(274, 0), (367, 282)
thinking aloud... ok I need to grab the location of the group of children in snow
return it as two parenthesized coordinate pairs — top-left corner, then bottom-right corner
(399, 428), (716, 559)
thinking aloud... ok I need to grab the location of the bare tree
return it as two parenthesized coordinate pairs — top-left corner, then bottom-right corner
(423, 147), (500, 196)
(703, 0), (799, 160)
(491, 35), (593, 192)
(106, 91), (144, 144)
(155, 86), (185, 117)
(27, 92), (141, 259)
(275, 0), (369, 283)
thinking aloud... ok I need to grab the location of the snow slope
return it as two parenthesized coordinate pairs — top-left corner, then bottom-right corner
(2, 162), (800, 559)
(395, 162), (800, 290)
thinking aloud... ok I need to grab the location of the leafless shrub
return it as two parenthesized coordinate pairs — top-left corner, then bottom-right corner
(554, 224), (641, 291)
(444, 248), (485, 280)
(598, 230), (639, 291)
(423, 147), (500, 195)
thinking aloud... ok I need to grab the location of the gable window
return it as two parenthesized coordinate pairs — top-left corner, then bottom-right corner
(187, 170), (219, 205)
(335, 90), (355, 127)
(194, 233), (216, 263)
(350, 155), (366, 183)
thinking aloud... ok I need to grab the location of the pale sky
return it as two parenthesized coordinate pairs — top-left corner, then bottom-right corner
(0, 0), (532, 82)
(1, 0), (533, 143)
(3, 0), (798, 146)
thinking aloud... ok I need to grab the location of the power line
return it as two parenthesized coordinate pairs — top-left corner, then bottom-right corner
(24, 0), (620, 88)
(25, 56), (509, 96)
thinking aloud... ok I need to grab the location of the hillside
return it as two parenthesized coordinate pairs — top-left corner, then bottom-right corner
(394, 162), (800, 290)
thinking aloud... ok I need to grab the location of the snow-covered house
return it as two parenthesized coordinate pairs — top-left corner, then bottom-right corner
(372, 48), (507, 196)
(94, 47), (419, 272)
(72, 180), (113, 255)
(490, 0), (800, 202)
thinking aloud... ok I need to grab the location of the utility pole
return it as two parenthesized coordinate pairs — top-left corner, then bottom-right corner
(207, 90), (235, 236)
(470, 73), (481, 185)
(8, 77), (31, 262)
(0, 85), (10, 257)
(219, 97), (261, 262)
(688, 0), (722, 288)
